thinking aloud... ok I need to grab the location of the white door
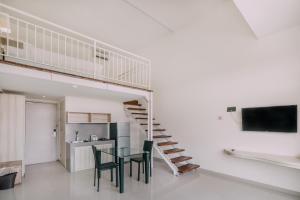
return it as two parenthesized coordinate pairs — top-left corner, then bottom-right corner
(25, 102), (57, 165)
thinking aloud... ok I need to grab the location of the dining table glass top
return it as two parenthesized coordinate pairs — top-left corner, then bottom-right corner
(98, 147), (148, 158)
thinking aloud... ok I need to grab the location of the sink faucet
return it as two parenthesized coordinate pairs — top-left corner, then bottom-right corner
(75, 131), (79, 141)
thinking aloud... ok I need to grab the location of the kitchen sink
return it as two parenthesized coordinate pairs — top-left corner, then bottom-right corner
(71, 140), (84, 144)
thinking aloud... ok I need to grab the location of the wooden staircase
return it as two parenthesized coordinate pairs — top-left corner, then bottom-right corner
(124, 100), (200, 175)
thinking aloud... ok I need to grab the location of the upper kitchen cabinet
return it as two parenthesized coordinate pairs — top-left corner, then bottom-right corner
(66, 112), (111, 124)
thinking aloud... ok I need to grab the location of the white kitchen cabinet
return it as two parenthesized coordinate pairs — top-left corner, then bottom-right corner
(66, 112), (111, 124)
(73, 143), (113, 172)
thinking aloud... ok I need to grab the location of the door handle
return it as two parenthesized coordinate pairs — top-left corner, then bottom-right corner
(52, 129), (57, 137)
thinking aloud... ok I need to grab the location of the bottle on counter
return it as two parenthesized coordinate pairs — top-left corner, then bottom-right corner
(75, 131), (79, 141)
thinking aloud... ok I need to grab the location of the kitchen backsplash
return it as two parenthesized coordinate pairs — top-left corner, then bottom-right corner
(65, 124), (108, 142)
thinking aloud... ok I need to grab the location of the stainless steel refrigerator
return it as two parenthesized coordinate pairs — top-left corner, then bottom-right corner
(109, 122), (130, 161)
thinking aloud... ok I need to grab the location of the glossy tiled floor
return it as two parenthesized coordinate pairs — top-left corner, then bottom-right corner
(0, 161), (298, 200)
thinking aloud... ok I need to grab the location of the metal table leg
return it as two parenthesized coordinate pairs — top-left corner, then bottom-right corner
(119, 157), (124, 193)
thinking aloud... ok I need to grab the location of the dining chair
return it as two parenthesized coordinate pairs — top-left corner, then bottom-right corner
(92, 145), (118, 192)
(129, 140), (153, 181)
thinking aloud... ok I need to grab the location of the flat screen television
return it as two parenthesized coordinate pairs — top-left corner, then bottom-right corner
(242, 105), (297, 133)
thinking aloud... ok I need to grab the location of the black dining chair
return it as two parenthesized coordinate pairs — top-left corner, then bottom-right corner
(92, 145), (118, 192)
(129, 140), (153, 181)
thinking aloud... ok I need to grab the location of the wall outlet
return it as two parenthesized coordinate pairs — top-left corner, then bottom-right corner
(227, 106), (236, 112)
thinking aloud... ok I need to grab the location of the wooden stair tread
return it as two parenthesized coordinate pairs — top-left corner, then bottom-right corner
(135, 117), (155, 120)
(123, 100), (141, 106)
(153, 135), (172, 139)
(127, 108), (146, 111)
(157, 141), (178, 146)
(171, 156), (192, 163)
(132, 113), (148, 115)
(146, 129), (166, 132)
(140, 123), (160, 126)
(178, 164), (200, 173)
(164, 148), (184, 154)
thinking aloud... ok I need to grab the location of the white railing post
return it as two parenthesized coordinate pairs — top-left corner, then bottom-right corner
(64, 36), (66, 68)
(16, 19), (19, 58)
(147, 92), (155, 173)
(148, 60), (151, 90)
(102, 49), (105, 79)
(34, 25), (36, 62)
(147, 92), (153, 141)
(50, 31), (53, 65)
(6, 21), (9, 57)
(58, 33), (60, 67)
(93, 41), (97, 79)
(25, 23), (28, 60)
(76, 40), (78, 72)
(42, 28), (45, 64)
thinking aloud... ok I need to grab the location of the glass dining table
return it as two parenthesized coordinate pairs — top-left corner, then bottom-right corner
(96, 147), (150, 193)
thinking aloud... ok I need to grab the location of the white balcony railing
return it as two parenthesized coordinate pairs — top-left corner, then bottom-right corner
(0, 5), (151, 90)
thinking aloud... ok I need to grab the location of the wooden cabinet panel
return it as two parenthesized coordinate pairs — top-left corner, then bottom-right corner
(67, 112), (89, 123)
(90, 113), (111, 123)
(66, 112), (110, 124)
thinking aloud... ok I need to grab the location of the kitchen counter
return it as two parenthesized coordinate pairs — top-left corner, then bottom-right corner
(66, 140), (115, 172)
(67, 140), (114, 147)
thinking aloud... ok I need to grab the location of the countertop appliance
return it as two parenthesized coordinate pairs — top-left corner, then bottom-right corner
(90, 135), (98, 141)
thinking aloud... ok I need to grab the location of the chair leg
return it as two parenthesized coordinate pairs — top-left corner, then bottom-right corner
(129, 160), (132, 177)
(94, 167), (96, 186)
(97, 171), (100, 192)
(116, 167), (119, 187)
(138, 162), (140, 181)
(142, 161), (145, 174)
(150, 160), (152, 177)
(111, 169), (113, 182)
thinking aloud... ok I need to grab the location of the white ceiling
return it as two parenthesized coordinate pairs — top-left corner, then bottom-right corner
(0, 72), (139, 102)
(0, 0), (298, 53)
(233, 0), (300, 37)
(1, 0), (217, 52)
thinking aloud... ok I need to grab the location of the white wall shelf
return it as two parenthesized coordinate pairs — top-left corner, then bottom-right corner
(224, 149), (300, 170)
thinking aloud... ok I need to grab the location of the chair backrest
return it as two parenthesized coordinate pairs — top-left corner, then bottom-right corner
(143, 140), (153, 152)
(92, 145), (96, 157)
(92, 145), (99, 168)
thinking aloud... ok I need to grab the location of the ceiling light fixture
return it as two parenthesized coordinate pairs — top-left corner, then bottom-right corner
(42, 95), (46, 98)
(72, 85), (78, 88)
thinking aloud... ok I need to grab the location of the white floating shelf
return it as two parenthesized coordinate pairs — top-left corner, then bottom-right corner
(224, 149), (300, 170)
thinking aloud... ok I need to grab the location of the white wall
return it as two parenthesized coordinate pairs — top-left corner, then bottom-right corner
(138, 0), (300, 192)
(65, 96), (128, 122)
(0, 94), (25, 175)
(65, 124), (108, 141)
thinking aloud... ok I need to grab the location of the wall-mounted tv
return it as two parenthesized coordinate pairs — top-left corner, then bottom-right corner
(242, 105), (297, 133)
